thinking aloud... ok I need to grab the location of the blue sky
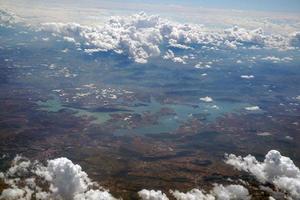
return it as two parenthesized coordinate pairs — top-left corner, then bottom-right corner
(127, 0), (300, 12)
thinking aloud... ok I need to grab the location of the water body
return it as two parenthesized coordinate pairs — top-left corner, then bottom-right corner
(37, 96), (248, 135)
(115, 98), (249, 135)
(36, 96), (112, 124)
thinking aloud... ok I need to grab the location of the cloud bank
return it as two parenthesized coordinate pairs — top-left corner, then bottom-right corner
(0, 155), (250, 200)
(1, 9), (299, 64)
(39, 12), (299, 64)
(2, 150), (300, 200)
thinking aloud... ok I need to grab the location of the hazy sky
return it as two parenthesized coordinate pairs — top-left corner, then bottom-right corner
(134, 0), (300, 12)
(1, 0), (300, 33)
(2, 0), (299, 13)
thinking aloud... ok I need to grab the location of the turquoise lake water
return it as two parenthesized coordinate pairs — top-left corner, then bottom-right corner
(37, 96), (248, 135)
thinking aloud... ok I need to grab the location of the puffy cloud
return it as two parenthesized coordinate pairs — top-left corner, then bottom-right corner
(74, 189), (118, 200)
(225, 150), (300, 199)
(289, 32), (300, 47)
(170, 184), (250, 200)
(171, 189), (215, 200)
(138, 189), (169, 200)
(163, 50), (186, 64)
(45, 157), (93, 199)
(1, 156), (251, 200)
(223, 27), (265, 46)
(139, 184), (251, 200)
(285, 136), (293, 140)
(39, 12), (293, 64)
(0, 156), (118, 200)
(2, 151), (300, 200)
(240, 75), (254, 79)
(194, 62), (212, 69)
(0, 9), (19, 27)
(224, 40), (238, 49)
(200, 96), (213, 103)
(41, 13), (163, 63)
(0, 188), (25, 200)
(261, 56), (293, 63)
(244, 106), (260, 111)
(261, 56), (281, 62)
(63, 36), (76, 43)
(212, 184), (250, 200)
(6, 155), (31, 176)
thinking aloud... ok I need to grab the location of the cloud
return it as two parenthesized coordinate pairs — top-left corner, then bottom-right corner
(139, 184), (251, 200)
(63, 36), (77, 44)
(261, 56), (293, 63)
(6, 153), (300, 199)
(194, 62), (212, 69)
(74, 190), (119, 200)
(0, 188), (26, 200)
(0, 9), (20, 27)
(170, 189), (214, 200)
(244, 106), (260, 111)
(43, 157), (93, 199)
(212, 184), (250, 200)
(39, 12), (293, 64)
(240, 75), (254, 79)
(41, 13), (163, 64)
(163, 50), (187, 64)
(0, 156), (251, 200)
(170, 184), (250, 200)
(138, 189), (169, 200)
(225, 150), (300, 199)
(289, 32), (300, 47)
(0, 156), (118, 200)
(200, 96), (213, 103)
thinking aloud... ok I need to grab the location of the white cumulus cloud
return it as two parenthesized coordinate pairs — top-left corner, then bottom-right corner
(225, 150), (300, 199)
(170, 184), (250, 200)
(240, 75), (254, 79)
(0, 156), (118, 200)
(139, 184), (251, 200)
(245, 106), (260, 111)
(39, 12), (293, 64)
(163, 50), (186, 64)
(138, 189), (169, 200)
(289, 32), (300, 48)
(200, 96), (213, 103)
(261, 56), (293, 63)
(0, 9), (20, 27)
